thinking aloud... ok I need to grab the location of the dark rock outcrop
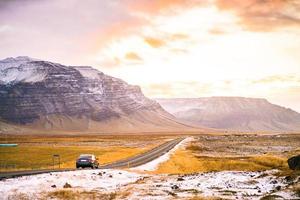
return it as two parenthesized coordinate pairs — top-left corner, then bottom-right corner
(288, 155), (300, 170)
(63, 182), (72, 188)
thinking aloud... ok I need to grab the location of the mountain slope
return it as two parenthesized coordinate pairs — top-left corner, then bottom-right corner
(0, 56), (198, 134)
(157, 97), (300, 132)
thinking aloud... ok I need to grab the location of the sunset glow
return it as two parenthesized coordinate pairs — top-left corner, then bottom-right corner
(0, 0), (299, 110)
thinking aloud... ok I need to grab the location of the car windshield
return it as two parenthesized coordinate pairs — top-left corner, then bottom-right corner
(79, 154), (93, 159)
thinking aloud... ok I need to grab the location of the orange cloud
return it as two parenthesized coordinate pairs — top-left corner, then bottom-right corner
(215, 0), (300, 31)
(170, 33), (189, 40)
(144, 37), (166, 48)
(87, 19), (146, 51)
(125, 52), (143, 61)
(144, 33), (189, 48)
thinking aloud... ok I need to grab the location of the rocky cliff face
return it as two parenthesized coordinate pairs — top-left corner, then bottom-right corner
(157, 97), (300, 132)
(0, 56), (191, 133)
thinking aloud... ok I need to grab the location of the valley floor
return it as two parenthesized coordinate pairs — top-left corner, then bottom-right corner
(0, 133), (300, 199)
(0, 134), (173, 171)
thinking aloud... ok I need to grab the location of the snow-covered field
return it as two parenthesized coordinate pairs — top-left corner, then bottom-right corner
(127, 170), (298, 200)
(0, 169), (141, 199)
(0, 169), (297, 200)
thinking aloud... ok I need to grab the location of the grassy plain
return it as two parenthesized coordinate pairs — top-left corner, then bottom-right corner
(0, 134), (173, 171)
(1, 133), (299, 174)
(155, 134), (300, 174)
(46, 189), (116, 200)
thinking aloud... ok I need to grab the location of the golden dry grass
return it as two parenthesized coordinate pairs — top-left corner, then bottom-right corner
(154, 134), (299, 174)
(186, 144), (209, 152)
(0, 134), (171, 144)
(249, 155), (287, 169)
(0, 145), (156, 171)
(154, 148), (289, 174)
(293, 183), (300, 197)
(0, 135), (164, 171)
(46, 189), (116, 200)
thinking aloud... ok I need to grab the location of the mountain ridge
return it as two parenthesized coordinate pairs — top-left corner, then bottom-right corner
(157, 97), (300, 132)
(0, 56), (200, 134)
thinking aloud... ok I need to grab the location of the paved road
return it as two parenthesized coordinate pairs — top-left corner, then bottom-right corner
(99, 137), (185, 169)
(0, 137), (185, 179)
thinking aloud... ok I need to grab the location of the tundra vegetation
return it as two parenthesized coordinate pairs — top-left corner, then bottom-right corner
(1, 133), (300, 199)
(155, 134), (300, 174)
(0, 134), (171, 171)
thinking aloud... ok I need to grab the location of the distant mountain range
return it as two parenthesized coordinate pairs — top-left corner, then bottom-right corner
(1, 56), (299, 134)
(0, 56), (197, 134)
(157, 97), (300, 132)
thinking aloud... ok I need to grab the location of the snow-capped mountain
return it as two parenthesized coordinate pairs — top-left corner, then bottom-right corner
(0, 56), (44, 84)
(0, 56), (196, 133)
(157, 97), (300, 132)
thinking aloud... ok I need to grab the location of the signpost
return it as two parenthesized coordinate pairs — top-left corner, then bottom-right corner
(52, 154), (60, 169)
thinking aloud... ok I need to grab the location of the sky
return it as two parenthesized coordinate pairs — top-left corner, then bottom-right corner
(0, 0), (300, 111)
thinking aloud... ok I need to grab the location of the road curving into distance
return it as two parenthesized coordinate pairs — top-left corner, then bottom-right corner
(99, 137), (185, 169)
(0, 137), (185, 179)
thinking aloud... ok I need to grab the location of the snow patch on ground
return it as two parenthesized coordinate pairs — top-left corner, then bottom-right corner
(126, 170), (296, 200)
(0, 168), (297, 200)
(131, 137), (194, 171)
(0, 169), (141, 199)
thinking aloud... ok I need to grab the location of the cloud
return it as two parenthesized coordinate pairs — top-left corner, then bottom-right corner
(0, 25), (12, 33)
(267, 86), (300, 112)
(0, 0), (147, 65)
(0, 0), (201, 65)
(216, 0), (300, 31)
(208, 27), (226, 35)
(144, 37), (166, 48)
(252, 75), (300, 84)
(141, 78), (300, 111)
(215, 0), (300, 31)
(170, 48), (189, 54)
(170, 33), (190, 40)
(0, 0), (36, 9)
(143, 33), (189, 49)
(125, 52), (143, 61)
(142, 83), (174, 97)
(142, 81), (214, 98)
